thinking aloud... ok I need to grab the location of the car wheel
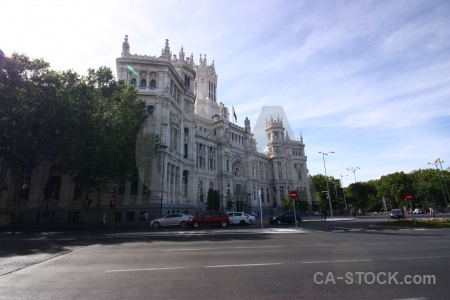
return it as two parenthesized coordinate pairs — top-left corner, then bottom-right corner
(239, 220), (246, 226)
(152, 222), (160, 229)
(180, 221), (187, 228)
(277, 220), (282, 225)
(193, 222), (200, 228)
(221, 221), (228, 227)
(248, 220), (253, 225)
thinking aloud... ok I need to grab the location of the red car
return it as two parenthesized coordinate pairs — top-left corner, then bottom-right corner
(187, 211), (231, 228)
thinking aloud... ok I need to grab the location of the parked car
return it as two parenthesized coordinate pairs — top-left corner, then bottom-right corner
(268, 211), (301, 225)
(150, 213), (192, 229)
(245, 213), (256, 224)
(227, 212), (250, 225)
(389, 209), (405, 219)
(187, 211), (231, 228)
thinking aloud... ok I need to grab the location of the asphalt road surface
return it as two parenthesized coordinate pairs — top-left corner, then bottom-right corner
(1, 216), (449, 300)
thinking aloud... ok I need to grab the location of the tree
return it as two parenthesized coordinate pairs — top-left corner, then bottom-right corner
(0, 55), (146, 221)
(346, 182), (377, 214)
(59, 67), (146, 212)
(0, 54), (66, 221)
(309, 174), (331, 212)
(206, 188), (220, 211)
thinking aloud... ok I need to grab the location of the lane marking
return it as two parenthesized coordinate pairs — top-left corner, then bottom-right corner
(105, 267), (186, 273)
(161, 248), (216, 252)
(234, 246), (281, 249)
(205, 263), (281, 268)
(302, 259), (373, 264)
(388, 255), (449, 261)
(295, 243), (351, 247)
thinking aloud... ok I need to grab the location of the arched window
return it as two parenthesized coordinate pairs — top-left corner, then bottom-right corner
(150, 79), (156, 89)
(130, 78), (137, 86)
(140, 79), (147, 88)
(147, 105), (154, 116)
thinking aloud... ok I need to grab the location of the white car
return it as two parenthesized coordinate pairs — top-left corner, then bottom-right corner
(226, 212), (250, 225)
(150, 213), (192, 229)
(245, 213), (256, 224)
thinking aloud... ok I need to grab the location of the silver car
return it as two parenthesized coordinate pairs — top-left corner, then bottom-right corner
(150, 213), (192, 228)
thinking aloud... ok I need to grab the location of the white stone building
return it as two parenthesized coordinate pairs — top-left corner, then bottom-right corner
(116, 36), (311, 218)
(0, 36), (311, 224)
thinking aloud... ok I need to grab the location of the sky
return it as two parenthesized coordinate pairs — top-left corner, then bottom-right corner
(1, 0), (449, 185)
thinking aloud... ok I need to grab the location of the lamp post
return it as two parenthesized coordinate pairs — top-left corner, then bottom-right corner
(428, 162), (448, 206)
(340, 174), (349, 214)
(347, 167), (360, 183)
(436, 159), (450, 202)
(319, 151), (334, 220)
(159, 145), (168, 217)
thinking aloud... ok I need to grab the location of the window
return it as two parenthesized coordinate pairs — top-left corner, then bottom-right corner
(147, 105), (154, 116)
(140, 78), (147, 88)
(126, 211), (135, 222)
(130, 78), (137, 86)
(150, 79), (156, 88)
(184, 143), (188, 158)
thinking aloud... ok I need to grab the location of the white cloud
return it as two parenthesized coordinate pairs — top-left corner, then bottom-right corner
(1, 0), (449, 182)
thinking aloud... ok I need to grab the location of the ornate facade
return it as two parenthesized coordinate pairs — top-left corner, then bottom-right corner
(116, 36), (311, 218)
(0, 36), (311, 224)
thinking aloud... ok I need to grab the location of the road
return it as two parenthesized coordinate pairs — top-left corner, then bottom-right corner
(1, 216), (449, 300)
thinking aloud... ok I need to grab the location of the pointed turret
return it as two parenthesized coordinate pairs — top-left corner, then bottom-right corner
(121, 35), (130, 57)
(161, 39), (171, 60)
(179, 46), (185, 61)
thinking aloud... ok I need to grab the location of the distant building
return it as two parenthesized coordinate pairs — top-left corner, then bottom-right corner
(0, 37), (311, 224)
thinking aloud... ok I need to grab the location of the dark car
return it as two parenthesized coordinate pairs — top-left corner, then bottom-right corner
(187, 211), (231, 228)
(389, 209), (405, 219)
(268, 211), (301, 225)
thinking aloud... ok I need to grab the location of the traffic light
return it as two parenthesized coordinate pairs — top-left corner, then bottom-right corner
(110, 200), (115, 209)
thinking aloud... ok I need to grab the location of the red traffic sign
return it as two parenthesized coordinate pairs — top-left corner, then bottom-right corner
(405, 193), (413, 201)
(289, 191), (298, 199)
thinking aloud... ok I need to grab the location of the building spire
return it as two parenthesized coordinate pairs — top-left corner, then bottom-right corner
(121, 35), (130, 57)
(161, 39), (171, 60)
(179, 46), (185, 61)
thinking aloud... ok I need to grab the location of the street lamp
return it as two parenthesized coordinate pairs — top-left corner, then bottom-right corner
(428, 162), (448, 206)
(340, 174), (349, 213)
(319, 151), (334, 220)
(159, 145), (168, 217)
(347, 167), (360, 183)
(435, 159), (450, 202)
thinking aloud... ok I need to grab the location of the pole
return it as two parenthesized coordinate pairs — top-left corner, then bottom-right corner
(292, 197), (298, 230)
(428, 162), (448, 206)
(340, 174), (348, 214)
(438, 160), (450, 202)
(258, 190), (263, 230)
(320, 152), (334, 220)
(159, 145), (167, 217)
(347, 167), (360, 184)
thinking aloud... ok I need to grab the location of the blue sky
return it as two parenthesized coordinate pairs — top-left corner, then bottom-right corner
(2, 0), (449, 185)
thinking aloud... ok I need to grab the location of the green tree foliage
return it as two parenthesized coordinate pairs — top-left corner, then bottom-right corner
(0, 54), (66, 220)
(309, 174), (328, 212)
(59, 67), (146, 208)
(0, 53), (146, 220)
(311, 169), (450, 215)
(345, 181), (377, 214)
(206, 188), (221, 211)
